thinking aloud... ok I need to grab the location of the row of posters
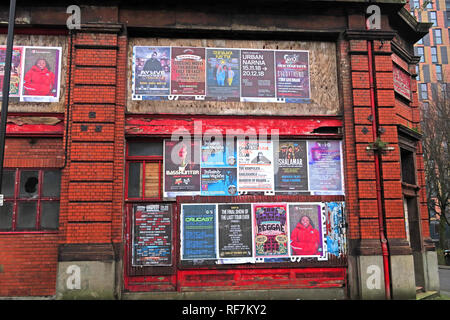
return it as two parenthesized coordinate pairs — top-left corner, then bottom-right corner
(163, 139), (344, 198)
(131, 202), (346, 267)
(0, 46), (62, 102)
(181, 202), (327, 262)
(132, 46), (310, 103)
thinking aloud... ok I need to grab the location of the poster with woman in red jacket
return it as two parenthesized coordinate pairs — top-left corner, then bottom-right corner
(20, 46), (61, 102)
(288, 203), (325, 257)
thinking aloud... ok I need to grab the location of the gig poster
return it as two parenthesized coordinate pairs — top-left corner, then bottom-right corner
(201, 168), (238, 196)
(181, 204), (217, 260)
(218, 204), (253, 258)
(253, 204), (288, 257)
(307, 140), (343, 193)
(240, 50), (275, 99)
(163, 140), (201, 198)
(201, 138), (237, 168)
(171, 47), (205, 96)
(20, 46), (62, 102)
(0, 46), (23, 98)
(237, 139), (274, 193)
(288, 203), (324, 257)
(206, 48), (240, 100)
(132, 204), (172, 266)
(133, 46), (171, 96)
(275, 141), (308, 191)
(275, 51), (310, 99)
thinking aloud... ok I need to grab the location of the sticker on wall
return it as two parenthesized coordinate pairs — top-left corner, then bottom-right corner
(19, 46), (62, 102)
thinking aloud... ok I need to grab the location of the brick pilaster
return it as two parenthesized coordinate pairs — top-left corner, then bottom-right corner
(59, 27), (126, 255)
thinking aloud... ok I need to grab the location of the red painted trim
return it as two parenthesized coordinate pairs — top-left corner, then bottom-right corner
(124, 267), (346, 292)
(6, 122), (64, 136)
(125, 115), (342, 137)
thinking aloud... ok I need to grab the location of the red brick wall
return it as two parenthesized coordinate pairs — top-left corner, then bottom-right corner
(4, 138), (64, 167)
(59, 31), (126, 246)
(0, 138), (63, 296)
(347, 38), (409, 242)
(0, 30), (127, 297)
(0, 234), (59, 296)
(346, 36), (431, 247)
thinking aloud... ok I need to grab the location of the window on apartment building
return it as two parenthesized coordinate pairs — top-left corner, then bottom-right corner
(126, 141), (164, 200)
(429, 11), (437, 26)
(431, 46), (438, 63)
(426, 0), (433, 9)
(420, 83), (428, 100)
(434, 29), (442, 44)
(436, 64), (443, 80)
(416, 65), (421, 81)
(413, 0), (420, 8)
(417, 47), (425, 62)
(0, 169), (61, 231)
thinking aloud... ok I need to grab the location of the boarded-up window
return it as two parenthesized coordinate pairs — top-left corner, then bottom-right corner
(126, 141), (163, 200)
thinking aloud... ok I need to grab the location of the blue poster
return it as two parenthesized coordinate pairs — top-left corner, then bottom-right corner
(201, 168), (238, 196)
(182, 204), (217, 260)
(201, 139), (237, 168)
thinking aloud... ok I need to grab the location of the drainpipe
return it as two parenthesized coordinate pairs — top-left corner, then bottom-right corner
(367, 39), (392, 300)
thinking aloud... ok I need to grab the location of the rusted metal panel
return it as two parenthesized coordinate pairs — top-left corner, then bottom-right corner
(125, 115), (342, 136)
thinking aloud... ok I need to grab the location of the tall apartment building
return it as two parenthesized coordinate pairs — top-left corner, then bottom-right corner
(411, 0), (450, 104)
(410, 0), (450, 245)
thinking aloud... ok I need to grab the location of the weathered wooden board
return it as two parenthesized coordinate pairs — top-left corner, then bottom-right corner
(127, 38), (340, 116)
(0, 34), (67, 113)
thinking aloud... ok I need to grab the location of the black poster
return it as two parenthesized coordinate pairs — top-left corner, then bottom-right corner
(240, 50), (275, 98)
(132, 204), (172, 266)
(218, 204), (252, 258)
(275, 141), (308, 191)
(164, 140), (201, 198)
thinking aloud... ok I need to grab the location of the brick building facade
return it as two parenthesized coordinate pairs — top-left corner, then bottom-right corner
(0, 0), (440, 299)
